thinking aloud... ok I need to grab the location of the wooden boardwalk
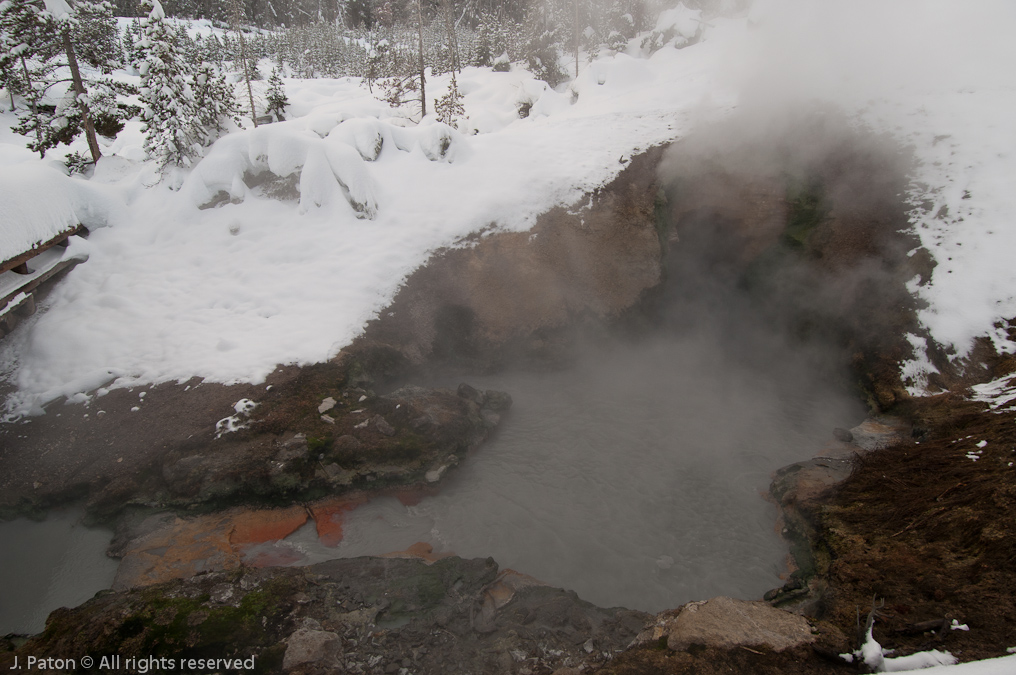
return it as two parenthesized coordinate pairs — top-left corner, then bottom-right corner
(0, 225), (86, 337)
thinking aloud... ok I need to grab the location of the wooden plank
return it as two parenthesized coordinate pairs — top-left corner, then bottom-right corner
(0, 224), (83, 275)
(0, 257), (80, 311)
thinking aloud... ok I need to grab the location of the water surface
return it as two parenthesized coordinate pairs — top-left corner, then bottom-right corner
(0, 509), (119, 635)
(278, 333), (863, 612)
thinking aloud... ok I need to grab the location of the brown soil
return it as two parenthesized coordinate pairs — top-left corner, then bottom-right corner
(820, 399), (1016, 663)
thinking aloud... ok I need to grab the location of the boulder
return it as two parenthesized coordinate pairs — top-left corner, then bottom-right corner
(282, 627), (343, 670)
(661, 597), (816, 652)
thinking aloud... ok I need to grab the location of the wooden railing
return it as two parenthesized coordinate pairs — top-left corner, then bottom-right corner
(0, 225), (87, 337)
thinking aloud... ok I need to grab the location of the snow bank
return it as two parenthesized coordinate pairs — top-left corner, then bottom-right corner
(0, 164), (118, 263)
(885, 654), (1016, 675)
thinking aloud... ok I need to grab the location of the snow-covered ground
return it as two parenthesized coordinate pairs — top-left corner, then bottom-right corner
(2, 0), (1015, 420)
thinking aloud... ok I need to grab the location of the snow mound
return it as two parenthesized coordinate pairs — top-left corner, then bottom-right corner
(0, 165), (118, 262)
(184, 117), (467, 217)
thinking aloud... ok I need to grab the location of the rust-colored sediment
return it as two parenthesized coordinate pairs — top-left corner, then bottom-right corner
(228, 506), (308, 546)
(309, 495), (369, 546)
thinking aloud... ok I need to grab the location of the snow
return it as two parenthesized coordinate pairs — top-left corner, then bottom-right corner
(971, 374), (1016, 413)
(0, 164), (116, 263)
(890, 655), (1016, 675)
(1, 0), (1016, 422)
(853, 626), (958, 672)
(42, 0), (71, 21)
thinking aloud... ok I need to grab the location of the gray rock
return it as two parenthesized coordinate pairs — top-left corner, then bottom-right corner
(483, 390), (513, 412)
(283, 627), (343, 670)
(334, 435), (363, 452)
(373, 415), (396, 437)
(457, 383), (483, 404)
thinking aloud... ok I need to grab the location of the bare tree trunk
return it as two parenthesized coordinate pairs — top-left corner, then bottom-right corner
(19, 57), (43, 155)
(415, 0), (426, 117)
(573, 0), (579, 78)
(231, 0), (259, 128)
(63, 30), (101, 163)
(439, 0), (460, 74)
(238, 31), (259, 127)
(4, 65), (14, 111)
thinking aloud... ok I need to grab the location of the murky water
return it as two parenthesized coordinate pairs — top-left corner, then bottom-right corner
(274, 333), (864, 612)
(0, 509), (119, 635)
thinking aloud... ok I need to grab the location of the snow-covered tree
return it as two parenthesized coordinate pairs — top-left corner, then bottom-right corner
(4, 0), (130, 161)
(138, 0), (202, 166)
(70, 0), (120, 70)
(264, 65), (287, 121)
(473, 20), (492, 67)
(191, 60), (237, 140)
(2, 1), (50, 149)
(121, 16), (144, 70)
(137, 0), (237, 168)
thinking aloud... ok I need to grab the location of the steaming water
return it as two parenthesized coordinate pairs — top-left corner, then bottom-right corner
(279, 334), (864, 612)
(0, 509), (119, 635)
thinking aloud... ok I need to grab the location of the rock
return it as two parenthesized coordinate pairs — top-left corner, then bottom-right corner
(484, 390), (513, 412)
(12, 555), (649, 675)
(277, 433), (309, 461)
(379, 541), (453, 564)
(318, 397), (337, 414)
(848, 417), (909, 451)
(832, 427), (853, 442)
(457, 382), (483, 404)
(372, 414), (396, 436)
(283, 627), (343, 670)
(334, 434), (362, 452)
(663, 597), (816, 652)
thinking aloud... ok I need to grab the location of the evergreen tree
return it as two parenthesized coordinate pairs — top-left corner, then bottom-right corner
(4, 0), (128, 161)
(138, 0), (202, 166)
(434, 75), (462, 127)
(264, 65), (287, 121)
(473, 20), (491, 67)
(191, 60), (237, 140)
(71, 0), (120, 71)
(122, 17), (145, 70)
(2, 2), (57, 147)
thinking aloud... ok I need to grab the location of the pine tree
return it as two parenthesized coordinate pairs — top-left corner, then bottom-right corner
(474, 20), (491, 67)
(191, 60), (237, 140)
(264, 65), (287, 121)
(434, 75), (463, 127)
(5, 0), (129, 161)
(71, 0), (120, 71)
(0, 0), (57, 118)
(138, 0), (202, 167)
(122, 17), (145, 71)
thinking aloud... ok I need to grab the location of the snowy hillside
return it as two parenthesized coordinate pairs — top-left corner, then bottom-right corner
(1, 0), (1015, 422)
